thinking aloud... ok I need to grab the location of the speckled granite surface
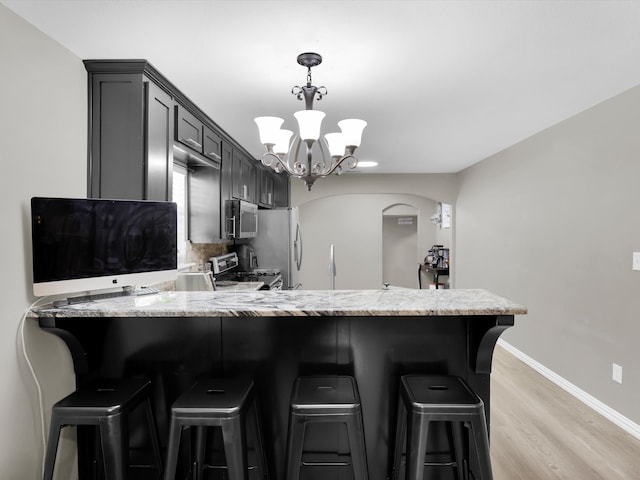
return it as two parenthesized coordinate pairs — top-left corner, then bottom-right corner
(31, 289), (527, 318)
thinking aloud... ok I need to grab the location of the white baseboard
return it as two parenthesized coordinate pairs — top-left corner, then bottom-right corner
(496, 339), (640, 441)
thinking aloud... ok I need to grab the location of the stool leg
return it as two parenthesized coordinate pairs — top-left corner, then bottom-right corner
(249, 399), (268, 479)
(285, 414), (306, 480)
(43, 414), (63, 480)
(143, 396), (164, 476)
(99, 413), (128, 480)
(450, 421), (466, 480)
(221, 415), (248, 480)
(164, 417), (183, 480)
(406, 411), (429, 480)
(192, 426), (207, 480)
(469, 418), (493, 480)
(345, 411), (369, 480)
(393, 398), (407, 480)
(82, 425), (104, 479)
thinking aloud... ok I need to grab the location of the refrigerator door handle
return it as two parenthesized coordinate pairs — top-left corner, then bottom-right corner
(294, 224), (303, 271)
(329, 243), (336, 290)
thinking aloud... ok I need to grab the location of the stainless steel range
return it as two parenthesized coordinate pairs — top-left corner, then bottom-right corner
(209, 253), (282, 290)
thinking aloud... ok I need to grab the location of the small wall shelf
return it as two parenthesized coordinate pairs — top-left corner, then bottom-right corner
(418, 264), (449, 289)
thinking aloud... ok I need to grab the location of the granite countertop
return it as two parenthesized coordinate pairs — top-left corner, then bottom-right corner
(31, 289), (527, 318)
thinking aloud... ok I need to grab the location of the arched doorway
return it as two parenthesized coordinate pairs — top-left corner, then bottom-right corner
(382, 204), (419, 288)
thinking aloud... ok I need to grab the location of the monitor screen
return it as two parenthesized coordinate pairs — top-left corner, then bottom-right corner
(31, 197), (177, 297)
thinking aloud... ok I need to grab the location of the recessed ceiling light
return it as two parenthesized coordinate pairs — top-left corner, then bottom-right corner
(356, 161), (378, 168)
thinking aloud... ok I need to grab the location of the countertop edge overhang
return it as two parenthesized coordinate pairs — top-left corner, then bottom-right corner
(30, 289), (527, 319)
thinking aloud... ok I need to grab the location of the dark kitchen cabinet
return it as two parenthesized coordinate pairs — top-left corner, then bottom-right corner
(220, 141), (233, 238)
(256, 165), (290, 209)
(175, 104), (222, 164)
(257, 165), (274, 208)
(174, 105), (226, 243)
(85, 59), (261, 243)
(273, 170), (290, 207)
(175, 104), (204, 153)
(231, 149), (256, 203)
(203, 125), (222, 163)
(85, 61), (173, 201)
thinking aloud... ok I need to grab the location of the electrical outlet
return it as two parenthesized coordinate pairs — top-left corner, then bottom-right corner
(633, 252), (640, 271)
(612, 363), (623, 384)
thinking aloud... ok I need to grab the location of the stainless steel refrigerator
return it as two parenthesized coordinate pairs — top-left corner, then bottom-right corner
(250, 207), (302, 289)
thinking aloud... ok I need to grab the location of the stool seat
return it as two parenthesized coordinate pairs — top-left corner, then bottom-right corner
(164, 376), (267, 480)
(171, 377), (252, 417)
(402, 374), (484, 413)
(393, 374), (493, 480)
(290, 375), (360, 414)
(52, 378), (153, 415)
(286, 375), (369, 480)
(43, 378), (163, 480)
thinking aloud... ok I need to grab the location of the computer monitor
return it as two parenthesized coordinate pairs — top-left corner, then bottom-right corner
(31, 197), (177, 297)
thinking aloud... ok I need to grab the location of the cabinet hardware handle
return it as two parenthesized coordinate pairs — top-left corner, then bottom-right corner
(228, 215), (236, 238)
(181, 137), (202, 149)
(206, 152), (221, 161)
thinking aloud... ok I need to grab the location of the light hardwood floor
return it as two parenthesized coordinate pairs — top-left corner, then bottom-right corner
(491, 345), (640, 479)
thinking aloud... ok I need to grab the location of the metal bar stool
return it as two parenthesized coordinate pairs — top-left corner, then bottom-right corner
(393, 375), (493, 480)
(163, 376), (267, 480)
(43, 378), (163, 480)
(285, 375), (369, 480)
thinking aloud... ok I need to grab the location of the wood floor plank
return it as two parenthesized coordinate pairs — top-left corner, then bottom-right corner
(491, 345), (640, 479)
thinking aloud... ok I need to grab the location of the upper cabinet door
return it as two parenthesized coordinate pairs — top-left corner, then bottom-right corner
(146, 80), (174, 201)
(231, 149), (256, 202)
(257, 166), (274, 208)
(203, 125), (222, 162)
(86, 69), (173, 201)
(175, 104), (204, 153)
(273, 171), (290, 207)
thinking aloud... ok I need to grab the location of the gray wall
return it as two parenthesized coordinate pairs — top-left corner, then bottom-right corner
(456, 83), (640, 425)
(0, 5), (86, 478)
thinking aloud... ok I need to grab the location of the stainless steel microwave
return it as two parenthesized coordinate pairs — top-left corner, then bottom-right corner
(226, 199), (258, 239)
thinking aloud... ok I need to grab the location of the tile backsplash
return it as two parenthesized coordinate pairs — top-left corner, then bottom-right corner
(186, 242), (231, 270)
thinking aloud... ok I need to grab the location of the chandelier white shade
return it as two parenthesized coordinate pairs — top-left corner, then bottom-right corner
(293, 110), (325, 141)
(337, 119), (367, 148)
(254, 52), (367, 190)
(254, 116), (283, 146)
(274, 129), (293, 155)
(323, 132), (345, 157)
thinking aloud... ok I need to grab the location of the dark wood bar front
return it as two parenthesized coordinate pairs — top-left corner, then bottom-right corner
(33, 289), (526, 480)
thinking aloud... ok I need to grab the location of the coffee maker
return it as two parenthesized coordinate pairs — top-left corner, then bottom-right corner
(425, 245), (449, 269)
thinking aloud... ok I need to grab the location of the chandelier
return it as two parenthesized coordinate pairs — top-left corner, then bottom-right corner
(254, 53), (367, 190)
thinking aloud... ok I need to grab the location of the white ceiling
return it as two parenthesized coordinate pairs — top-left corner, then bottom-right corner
(4, 0), (640, 173)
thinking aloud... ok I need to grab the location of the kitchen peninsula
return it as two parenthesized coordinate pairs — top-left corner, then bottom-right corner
(32, 288), (526, 479)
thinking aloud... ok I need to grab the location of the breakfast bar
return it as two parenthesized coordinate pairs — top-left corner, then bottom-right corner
(32, 288), (526, 479)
